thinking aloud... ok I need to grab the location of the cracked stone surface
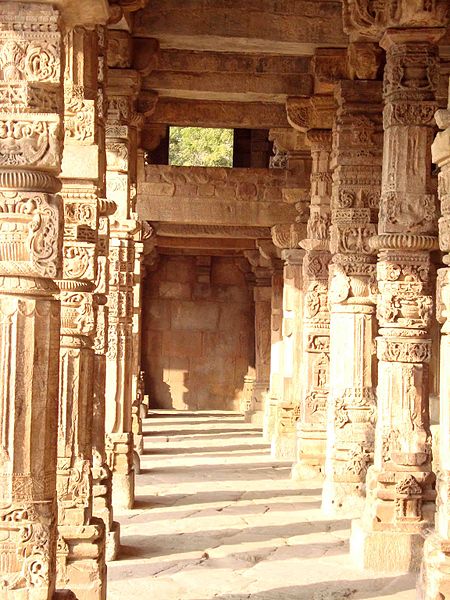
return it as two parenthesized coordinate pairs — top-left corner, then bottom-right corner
(108, 411), (416, 599)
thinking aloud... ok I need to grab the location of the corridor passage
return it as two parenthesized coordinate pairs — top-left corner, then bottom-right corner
(108, 412), (416, 600)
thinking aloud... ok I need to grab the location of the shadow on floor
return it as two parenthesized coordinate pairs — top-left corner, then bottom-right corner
(188, 575), (416, 600)
(144, 444), (270, 455)
(143, 428), (260, 438)
(132, 487), (322, 510)
(118, 518), (351, 560)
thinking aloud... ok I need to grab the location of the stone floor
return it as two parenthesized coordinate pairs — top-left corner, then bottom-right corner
(108, 411), (417, 599)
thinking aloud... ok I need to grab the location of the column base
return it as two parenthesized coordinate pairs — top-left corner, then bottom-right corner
(106, 521), (121, 562)
(111, 469), (135, 510)
(57, 521), (106, 600)
(271, 432), (296, 461)
(133, 450), (141, 475)
(262, 395), (278, 442)
(243, 410), (263, 426)
(321, 480), (365, 517)
(54, 592), (78, 599)
(417, 533), (450, 599)
(350, 518), (424, 572)
(291, 460), (324, 481)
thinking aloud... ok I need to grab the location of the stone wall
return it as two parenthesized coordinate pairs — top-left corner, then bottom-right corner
(142, 255), (254, 410)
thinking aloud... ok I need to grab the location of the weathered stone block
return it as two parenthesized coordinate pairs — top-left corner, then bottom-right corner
(163, 330), (202, 358)
(171, 301), (220, 331)
(159, 281), (192, 299)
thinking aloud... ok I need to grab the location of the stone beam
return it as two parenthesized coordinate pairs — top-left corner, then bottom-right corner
(137, 165), (299, 227)
(156, 237), (257, 251)
(143, 49), (313, 102)
(133, 0), (348, 55)
(152, 223), (271, 239)
(140, 97), (289, 128)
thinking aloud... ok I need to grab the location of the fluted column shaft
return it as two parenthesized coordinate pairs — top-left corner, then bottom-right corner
(322, 80), (383, 515)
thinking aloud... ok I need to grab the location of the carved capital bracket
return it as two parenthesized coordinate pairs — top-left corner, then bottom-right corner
(286, 95), (336, 133)
(342, 0), (448, 42)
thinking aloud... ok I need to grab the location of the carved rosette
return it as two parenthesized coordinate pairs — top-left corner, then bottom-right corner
(0, 3), (64, 594)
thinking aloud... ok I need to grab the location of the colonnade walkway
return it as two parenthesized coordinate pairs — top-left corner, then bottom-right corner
(108, 411), (416, 599)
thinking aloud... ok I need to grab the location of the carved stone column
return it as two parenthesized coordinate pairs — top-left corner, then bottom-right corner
(287, 98), (334, 479)
(104, 33), (144, 508)
(418, 98), (450, 598)
(130, 225), (154, 466)
(92, 202), (120, 563)
(322, 78), (383, 516)
(264, 129), (311, 451)
(0, 4), (65, 597)
(270, 224), (306, 460)
(55, 27), (106, 599)
(244, 249), (274, 425)
(262, 259), (284, 441)
(342, 1), (448, 571)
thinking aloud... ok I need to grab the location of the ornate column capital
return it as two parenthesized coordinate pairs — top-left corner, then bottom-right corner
(342, 0), (448, 41)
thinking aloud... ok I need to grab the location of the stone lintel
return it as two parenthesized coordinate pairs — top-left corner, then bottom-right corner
(141, 97), (289, 129)
(133, 0), (348, 54)
(142, 49), (313, 103)
(152, 223), (271, 239)
(137, 165), (299, 227)
(156, 236), (257, 251)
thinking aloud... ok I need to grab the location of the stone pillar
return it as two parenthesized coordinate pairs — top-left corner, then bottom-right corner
(0, 4), (64, 597)
(244, 249), (274, 425)
(286, 97), (335, 479)
(130, 226), (154, 466)
(342, 3), (447, 570)
(273, 247), (306, 460)
(418, 92), (450, 598)
(105, 32), (144, 508)
(322, 77), (383, 516)
(55, 27), (107, 599)
(269, 223), (306, 460)
(262, 262), (284, 441)
(92, 202), (120, 563)
(264, 129), (311, 451)
(104, 227), (137, 509)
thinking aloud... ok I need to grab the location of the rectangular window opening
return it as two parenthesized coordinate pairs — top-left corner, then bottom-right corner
(168, 126), (234, 168)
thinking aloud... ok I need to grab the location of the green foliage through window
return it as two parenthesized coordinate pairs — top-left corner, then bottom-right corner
(169, 126), (233, 167)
